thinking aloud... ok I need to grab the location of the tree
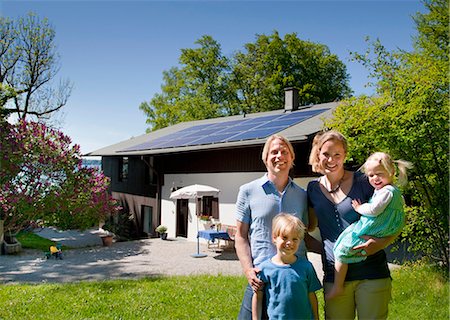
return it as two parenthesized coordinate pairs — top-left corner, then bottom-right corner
(141, 32), (351, 131)
(326, 0), (449, 269)
(140, 36), (235, 131)
(0, 120), (120, 233)
(231, 31), (351, 114)
(0, 12), (72, 121)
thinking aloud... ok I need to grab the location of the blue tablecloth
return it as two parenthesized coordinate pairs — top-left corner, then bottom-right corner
(197, 230), (231, 242)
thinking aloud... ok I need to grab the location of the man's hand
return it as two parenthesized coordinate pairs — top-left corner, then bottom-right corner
(245, 267), (263, 292)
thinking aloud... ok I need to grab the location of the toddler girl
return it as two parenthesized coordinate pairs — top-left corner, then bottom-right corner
(327, 152), (412, 300)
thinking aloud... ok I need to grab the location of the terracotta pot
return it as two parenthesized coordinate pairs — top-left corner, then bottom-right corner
(101, 235), (113, 246)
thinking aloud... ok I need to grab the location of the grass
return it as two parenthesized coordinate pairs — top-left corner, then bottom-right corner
(389, 261), (449, 320)
(0, 275), (248, 319)
(3, 233), (447, 319)
(16, 231), (70, 252)
(0, 262), (446, 319)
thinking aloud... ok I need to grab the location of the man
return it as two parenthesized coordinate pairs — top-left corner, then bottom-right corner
(235, 134), (309, 319)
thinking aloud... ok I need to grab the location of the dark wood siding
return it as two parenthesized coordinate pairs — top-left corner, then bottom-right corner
(103, 156), (157, 197)
(157, 146), (265, 174)
(155, 141), (312, 176)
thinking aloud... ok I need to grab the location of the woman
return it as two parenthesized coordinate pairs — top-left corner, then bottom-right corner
(307, 130), (396, 319)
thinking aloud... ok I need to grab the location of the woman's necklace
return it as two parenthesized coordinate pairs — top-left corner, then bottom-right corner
(323, 172), (345, 193)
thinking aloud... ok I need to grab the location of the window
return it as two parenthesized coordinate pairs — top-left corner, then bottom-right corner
(196, 196), (219, 219)
(143, 156), (157, 185)
(119, 157), (129, 181)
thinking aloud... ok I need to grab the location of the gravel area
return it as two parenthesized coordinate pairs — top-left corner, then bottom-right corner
(0, 237), (241, 284)
(0, 228), (324, 284)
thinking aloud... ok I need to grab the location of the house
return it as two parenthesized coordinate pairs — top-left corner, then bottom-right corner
(87, 88), (338, 242)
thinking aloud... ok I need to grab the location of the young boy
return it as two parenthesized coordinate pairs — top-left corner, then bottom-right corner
(252, 213), (321, 320)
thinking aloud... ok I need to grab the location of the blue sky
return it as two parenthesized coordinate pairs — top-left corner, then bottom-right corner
(2, 1), (423, 155)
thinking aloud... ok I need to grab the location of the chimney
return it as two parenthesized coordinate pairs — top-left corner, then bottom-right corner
(284, 87), (299, 111)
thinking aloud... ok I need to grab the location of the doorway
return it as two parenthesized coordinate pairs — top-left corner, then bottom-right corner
(176, 199), (188, 238)
(141, 205), (153, 237)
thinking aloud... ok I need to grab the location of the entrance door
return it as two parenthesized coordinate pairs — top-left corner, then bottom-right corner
(176, 199), (188, 238)
(141, 205), (153, 237)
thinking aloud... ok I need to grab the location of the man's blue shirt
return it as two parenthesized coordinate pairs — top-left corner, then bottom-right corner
(235, 174), (308, 267)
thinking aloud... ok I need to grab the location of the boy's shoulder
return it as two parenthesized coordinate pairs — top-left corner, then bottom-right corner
(259, 258), (274, 269)
(294, 256), (314, 267)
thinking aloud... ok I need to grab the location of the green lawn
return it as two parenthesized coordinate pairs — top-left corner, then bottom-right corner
(0, 261), (446, 319)
(16, 231), (71, 252)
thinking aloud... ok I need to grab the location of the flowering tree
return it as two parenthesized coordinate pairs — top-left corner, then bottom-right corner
(0, 120), (120, 233)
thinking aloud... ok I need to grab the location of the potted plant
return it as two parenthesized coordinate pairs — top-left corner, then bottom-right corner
(100, 231), (114, 246)
(3, 229), (22, 254)
(155, 225), (168, 240)
(100, 221), (116, 246)
(199, 215), (213, 229)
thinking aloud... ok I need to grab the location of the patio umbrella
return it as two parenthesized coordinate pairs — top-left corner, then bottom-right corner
(170, 184), (220, 258)
(169, 184), (220, 199)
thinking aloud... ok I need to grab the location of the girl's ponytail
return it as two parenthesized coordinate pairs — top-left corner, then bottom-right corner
(395, 159), (413, 187)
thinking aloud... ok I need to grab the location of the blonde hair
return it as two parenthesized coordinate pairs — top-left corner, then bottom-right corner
(261, 134), (295, 167)
(361, 152), (413, 187)
(272, 213), (305, 240)
(308, 130), (348, 173)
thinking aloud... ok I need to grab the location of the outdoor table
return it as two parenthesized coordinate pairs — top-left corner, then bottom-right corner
(197, 230), (231, 250)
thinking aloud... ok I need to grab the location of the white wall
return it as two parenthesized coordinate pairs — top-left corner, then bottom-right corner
(293, 177), (315, 190)
(161, 172), (262, 241)
(161, 173), (318, 242)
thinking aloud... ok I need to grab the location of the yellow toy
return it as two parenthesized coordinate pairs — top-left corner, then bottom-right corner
(45, 243), (63, 259)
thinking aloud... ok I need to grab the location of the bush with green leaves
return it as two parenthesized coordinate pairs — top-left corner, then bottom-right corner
(326, 0), (449, 269)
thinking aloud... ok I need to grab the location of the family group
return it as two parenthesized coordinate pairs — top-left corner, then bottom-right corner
(235, 130), (411, 320)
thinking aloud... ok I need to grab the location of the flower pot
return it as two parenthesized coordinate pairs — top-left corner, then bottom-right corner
(160, 232), (168, 240)
(101, 235), (113, 246)
(3, 237), (22, 254)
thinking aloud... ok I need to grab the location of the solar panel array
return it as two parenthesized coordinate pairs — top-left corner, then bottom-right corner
(121, 108), (327, 152)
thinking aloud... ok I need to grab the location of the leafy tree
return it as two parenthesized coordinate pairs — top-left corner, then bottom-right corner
(231, 31), (351, 114)
(0, 12), (72, 121)
(140, 36), (234, 130)
(0, 121), (120, 233)
(326, 0), (449, 269)
(141, 32), (351, 131)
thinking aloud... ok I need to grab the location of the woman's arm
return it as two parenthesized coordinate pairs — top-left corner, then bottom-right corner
(308, 292), (319, 320)
(353, 233), (399, 256)
(235, 220), (263, 291)
(307, 206), (318, 232)
(304, 207), (323, 254)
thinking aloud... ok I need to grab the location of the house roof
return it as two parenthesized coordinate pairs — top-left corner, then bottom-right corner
(87, 101), (338, 157)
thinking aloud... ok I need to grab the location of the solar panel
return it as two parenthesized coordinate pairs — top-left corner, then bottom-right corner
(121, 108), (327, 152)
